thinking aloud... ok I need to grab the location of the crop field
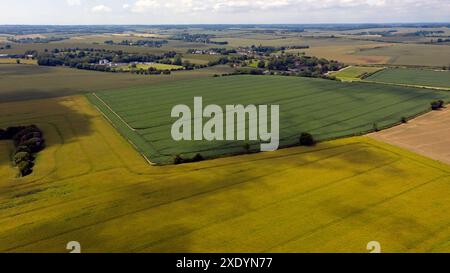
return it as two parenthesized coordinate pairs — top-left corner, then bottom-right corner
(182, 54), (222, 65)
(299, 43), (393, 65)
(87, 75), (450, 164)
(370, 107), (450, 165)
(366, 68), (450, 89)
(330, 66), (385, 81)
(1, 96), (450, 252)
(117, 63), (184, 71)
(354, 44), (450, 67)
(0, 58), (37, 65)
(0, 64), (234, 102)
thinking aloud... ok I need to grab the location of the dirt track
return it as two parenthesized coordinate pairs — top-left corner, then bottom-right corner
(370, 108), (450, 165)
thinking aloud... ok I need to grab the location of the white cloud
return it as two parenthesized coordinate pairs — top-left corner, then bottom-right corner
(66, 0), (81, 6)
(3, 0), (450, 24)
(92, 4), (112, 13)
(131, 0), (161, 13)
(127, 0), (393, 14)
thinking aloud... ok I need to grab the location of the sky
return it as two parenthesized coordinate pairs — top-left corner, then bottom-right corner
(0, 0), (449, 25)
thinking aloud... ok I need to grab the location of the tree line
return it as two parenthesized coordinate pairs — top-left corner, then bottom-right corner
(261, 54), (344, 78)
(104, 39), (168, 47)
(170, 34), (228, 45)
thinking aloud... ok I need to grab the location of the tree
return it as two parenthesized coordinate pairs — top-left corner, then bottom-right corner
(299, 133), (315, 146)
(173, 55), (183, 66)
(191, 153), (204, 162)
(257, 60), (266, 69)
(14, 152), (31, 165)
(174, 155), (184, 165)
(431, 100), (445, 110)
(21, 137), (45, 153)
(17, 160), (32, 176)
(243, 143), (251, 153)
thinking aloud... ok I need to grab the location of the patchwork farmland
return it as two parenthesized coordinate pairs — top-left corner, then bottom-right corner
(2, 96), (450, 252)
(88, 75), (450, 164)
(366, 68), (450, 90)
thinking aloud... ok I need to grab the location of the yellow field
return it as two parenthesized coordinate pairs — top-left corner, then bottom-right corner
(118, 63), (184, 71)
(1, 95), (450, 253)
(330, 66), (385, 81)
(0, 58), (37, 65)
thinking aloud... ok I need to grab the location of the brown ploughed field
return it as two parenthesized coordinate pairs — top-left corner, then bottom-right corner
(370, 108), (450, 165)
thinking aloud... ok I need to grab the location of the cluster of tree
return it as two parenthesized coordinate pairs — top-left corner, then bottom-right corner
(431, 100), (445, 110)
(7, 37), (66, 43)
(403, 30), (445, 37)
(207, 55), (249, 67)
(37, 47), (177, 68)
(157, 54), (206, 70)
(174, 153), (204, 165)
(264, 54), (344, 77)
(241, 45), (310, 56)
(229, 68), (265, 75)
(0, 125), (45, 177)
(299, 133), (315, 146)
(104, 39), (168, 47)
(186, 48), (237, 55)
(248, 45), (279, 55)
(170, 34), (228, 45)
(353, 30), (397, 37)
(129, 67), (173, 75)
(34, 47), (244, 73)
(0, 44), (11, 50)
(431, 38), (450, 43)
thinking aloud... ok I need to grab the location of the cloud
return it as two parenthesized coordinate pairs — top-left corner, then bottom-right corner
(66, 0), (81, 6)
(123, 3), (131, 9)
(91, 4), (112, 13)
(131, 0), (161, 13)
(127, 0), (392, 14)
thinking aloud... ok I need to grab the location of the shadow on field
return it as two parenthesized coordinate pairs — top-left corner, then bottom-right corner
(0, 142), (13, 167)
(0, 94), (95, 170)
(0, 88), (83, 103)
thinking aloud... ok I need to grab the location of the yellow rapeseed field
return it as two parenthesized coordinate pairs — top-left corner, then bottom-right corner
(1, 95), (450, 253)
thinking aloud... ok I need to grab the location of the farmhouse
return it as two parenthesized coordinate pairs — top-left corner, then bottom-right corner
(99, 59), (110, 65)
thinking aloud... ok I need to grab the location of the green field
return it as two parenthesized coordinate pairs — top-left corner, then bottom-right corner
(353, 43), (450, 67)
(87, 75), (450, 164)
(0, 64), (234, 102)
(366, 68), (450, 89)
(3, 96), (450, 253)
(330, 66), (385, 81)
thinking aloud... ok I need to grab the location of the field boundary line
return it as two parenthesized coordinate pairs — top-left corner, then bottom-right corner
(88, 94), (157, 165)
(91, 93), (137, 132)
(362, 79), (450, 91)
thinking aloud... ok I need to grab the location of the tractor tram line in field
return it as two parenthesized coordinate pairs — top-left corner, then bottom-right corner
(89, 75), (450, 164)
